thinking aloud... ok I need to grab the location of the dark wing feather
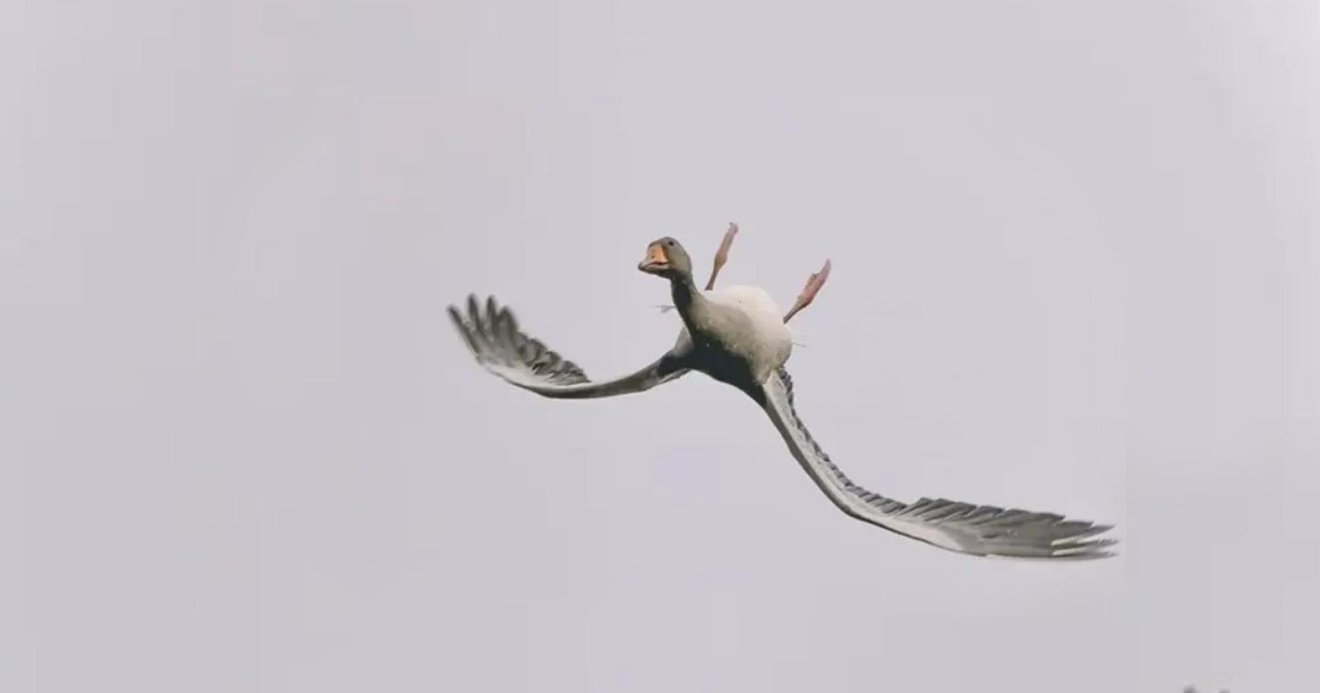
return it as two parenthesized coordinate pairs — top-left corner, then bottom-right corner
(448, 294), (688, 399)
(760, 368), (1116, 559)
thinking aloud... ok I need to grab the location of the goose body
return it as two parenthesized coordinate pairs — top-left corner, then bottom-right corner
(696, 284), (794, 382)
(448, 234), (1116, 560)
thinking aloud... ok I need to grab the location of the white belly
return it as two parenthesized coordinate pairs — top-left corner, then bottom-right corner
(704, 285), (794, 373)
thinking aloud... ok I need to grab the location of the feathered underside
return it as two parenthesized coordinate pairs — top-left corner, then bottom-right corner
(761, 368), (1117, 559)
(448, 294), (687, 399)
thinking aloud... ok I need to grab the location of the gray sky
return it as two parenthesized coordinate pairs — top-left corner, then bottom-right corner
(2, 1), (1317, 691)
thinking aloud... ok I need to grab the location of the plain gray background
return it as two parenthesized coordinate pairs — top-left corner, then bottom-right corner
(2, 1), (1317, 691)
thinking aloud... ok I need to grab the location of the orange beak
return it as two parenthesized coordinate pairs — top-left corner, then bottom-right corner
(638, 243), (669, 272)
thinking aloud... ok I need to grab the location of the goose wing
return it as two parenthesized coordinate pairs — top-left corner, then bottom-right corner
(449, 294), (689, 399)
(758, 368), (1116, 559)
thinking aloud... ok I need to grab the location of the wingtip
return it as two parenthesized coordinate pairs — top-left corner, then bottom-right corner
(1050, 523), (1115, 545)
(447, 303), (480, 355)
(1049, 535), (1119, 559)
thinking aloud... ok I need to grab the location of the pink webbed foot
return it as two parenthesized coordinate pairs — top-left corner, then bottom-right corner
(783, 259), (831, 323)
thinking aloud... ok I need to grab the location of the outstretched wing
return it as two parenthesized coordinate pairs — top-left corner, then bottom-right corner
(759, 368), (1116, 559)
(448, 294), (690, 399)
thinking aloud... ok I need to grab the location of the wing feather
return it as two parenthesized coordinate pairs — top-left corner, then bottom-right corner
(759, 368), (1116, 559)
(448, 294), (689, 399)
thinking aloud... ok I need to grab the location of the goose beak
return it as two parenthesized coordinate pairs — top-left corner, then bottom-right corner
(638, 244), (669, 273)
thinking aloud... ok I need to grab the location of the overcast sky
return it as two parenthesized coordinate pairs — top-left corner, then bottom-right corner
(2, 1), (1318, 691)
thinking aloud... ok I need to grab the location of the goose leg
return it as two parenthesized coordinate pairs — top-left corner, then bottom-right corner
(783, 259), (832, 323)
(704, 222), (739, 291)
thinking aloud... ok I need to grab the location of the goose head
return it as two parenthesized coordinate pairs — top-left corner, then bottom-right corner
(637, 237), (694, 280)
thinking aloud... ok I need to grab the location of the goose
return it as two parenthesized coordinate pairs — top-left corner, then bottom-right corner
(447, 227), (1116, 559)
